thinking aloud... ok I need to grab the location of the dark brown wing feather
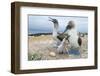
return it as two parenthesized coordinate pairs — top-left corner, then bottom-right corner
(57, 34), (64, 41)
(78, 37), (82, 46)
(57, 34), (70, 42)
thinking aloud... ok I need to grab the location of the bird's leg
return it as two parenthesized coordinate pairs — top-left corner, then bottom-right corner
(63, 40), (70, 55)
(79, 46), (82, 58)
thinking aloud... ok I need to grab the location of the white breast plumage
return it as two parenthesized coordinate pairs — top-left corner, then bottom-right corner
(66, 29), (79, 48)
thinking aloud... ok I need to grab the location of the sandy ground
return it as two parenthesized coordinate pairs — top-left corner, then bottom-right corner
(28, 35), (88, 61)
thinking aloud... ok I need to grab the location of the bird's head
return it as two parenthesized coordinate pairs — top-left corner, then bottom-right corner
(49, 17), (58, 24)
(66, 20), (75, 30)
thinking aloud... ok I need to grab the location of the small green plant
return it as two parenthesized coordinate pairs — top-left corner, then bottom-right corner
(31, 53), (42, 60)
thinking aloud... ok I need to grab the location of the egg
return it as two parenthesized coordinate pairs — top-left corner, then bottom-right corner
(49, 52), (56, 57)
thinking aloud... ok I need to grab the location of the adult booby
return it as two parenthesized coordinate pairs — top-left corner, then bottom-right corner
(49, 17), (61, 47)
(63, 21), (82, 48)
(49, 17), (69, 53)
(63, 21), (82, 56)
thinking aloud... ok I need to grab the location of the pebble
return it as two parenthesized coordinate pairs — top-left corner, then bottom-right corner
(49, 52), (56, 57)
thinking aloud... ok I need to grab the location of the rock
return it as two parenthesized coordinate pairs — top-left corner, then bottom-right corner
(49, 52), (56, 57)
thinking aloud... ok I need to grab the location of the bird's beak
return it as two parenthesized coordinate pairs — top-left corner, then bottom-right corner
(48, 17), (53, 22)
(65, 26), (68, 31)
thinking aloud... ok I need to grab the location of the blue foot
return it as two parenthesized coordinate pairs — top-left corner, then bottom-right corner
(68, 49), (80, 55)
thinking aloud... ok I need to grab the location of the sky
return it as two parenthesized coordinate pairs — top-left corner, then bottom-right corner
(28, 15), (88, 34)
